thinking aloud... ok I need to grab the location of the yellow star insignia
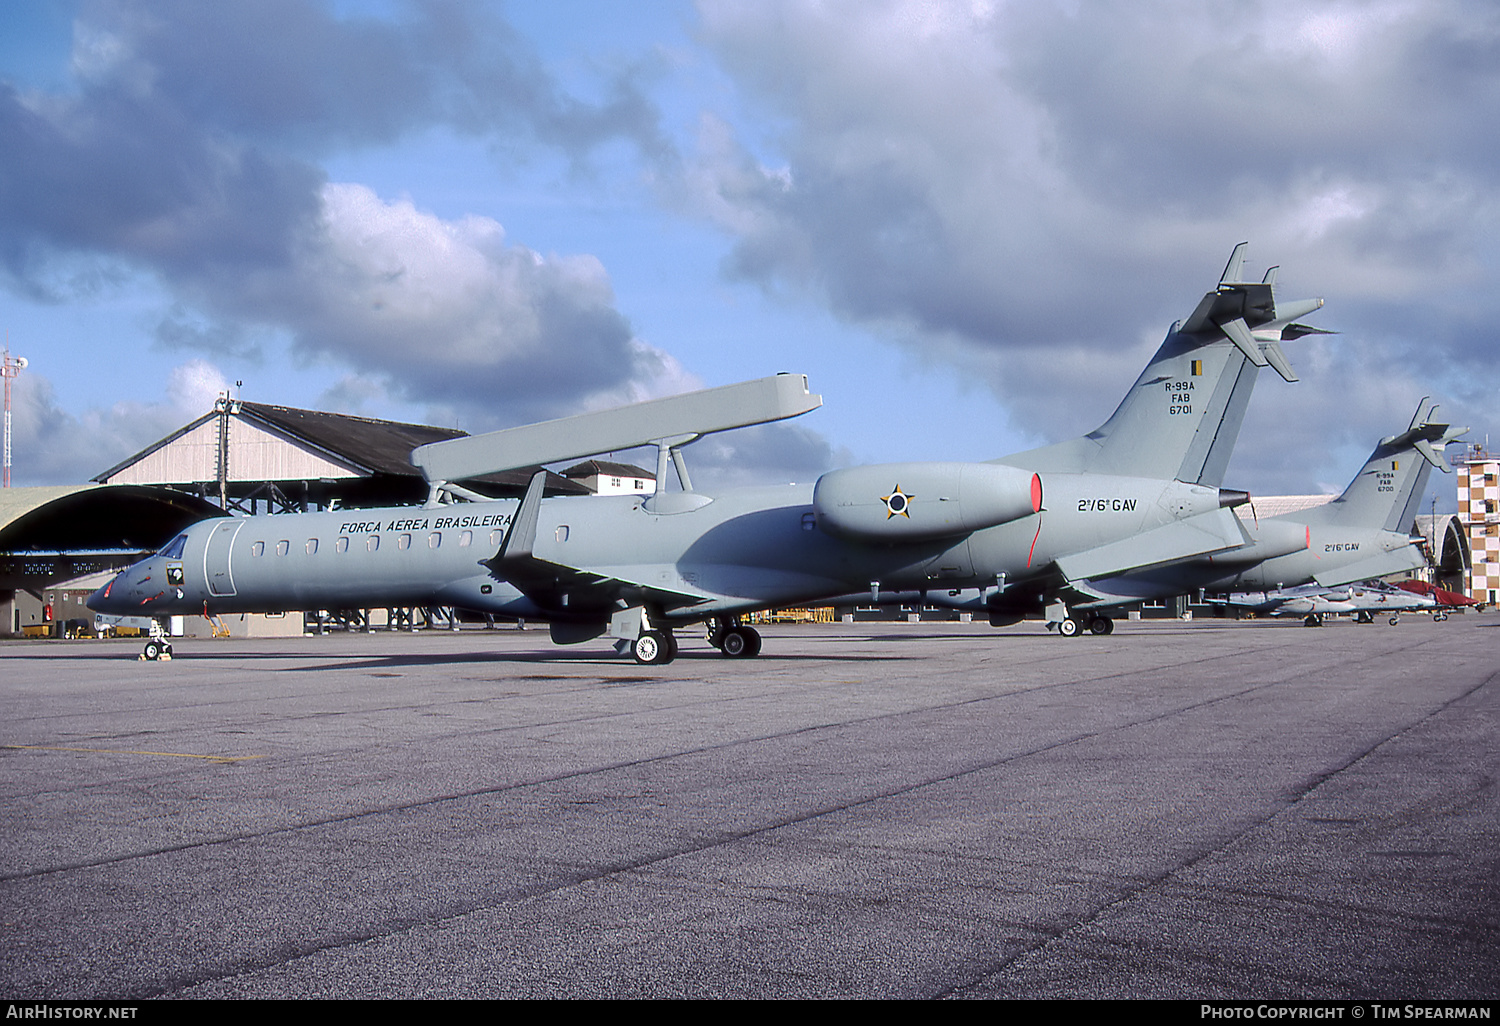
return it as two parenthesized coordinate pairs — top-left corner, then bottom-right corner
(881, 484), (915, 519)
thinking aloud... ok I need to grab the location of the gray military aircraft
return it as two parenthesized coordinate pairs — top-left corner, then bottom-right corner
(1070, 400), (1465, 622)
(884, 400), (1464, 634)
(89, 246), (1325, 663)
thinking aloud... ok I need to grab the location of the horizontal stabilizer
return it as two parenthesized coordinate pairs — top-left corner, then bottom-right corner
(1260, 342), (1298, 383)
(1279, 322), (1335, 341)
(1218, 316), (1269, 367)
(1055, 507), (1247, 581)
(412, 374), (821, 483)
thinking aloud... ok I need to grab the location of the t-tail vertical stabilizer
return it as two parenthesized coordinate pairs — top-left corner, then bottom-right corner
(1301, 399), (1467, 534)
(997, 244), (1328, 486)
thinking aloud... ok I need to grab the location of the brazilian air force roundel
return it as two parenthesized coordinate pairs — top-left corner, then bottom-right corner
(881, 484), (915, 519)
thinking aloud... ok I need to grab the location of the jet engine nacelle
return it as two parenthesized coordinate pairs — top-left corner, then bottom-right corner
(813, 462), (1041, 543)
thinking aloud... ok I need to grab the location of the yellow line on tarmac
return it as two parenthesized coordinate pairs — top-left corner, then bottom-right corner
(1, 744), (267, 764)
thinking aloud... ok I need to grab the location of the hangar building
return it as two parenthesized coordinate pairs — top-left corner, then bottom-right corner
(3, 398), (589, 636)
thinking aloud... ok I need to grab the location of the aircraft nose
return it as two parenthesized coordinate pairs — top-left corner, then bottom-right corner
(86, 571), (127, 613)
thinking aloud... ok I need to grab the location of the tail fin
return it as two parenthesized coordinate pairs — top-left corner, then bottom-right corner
(1301, 400), (1468, 531)
(998, 244), (1328, 484)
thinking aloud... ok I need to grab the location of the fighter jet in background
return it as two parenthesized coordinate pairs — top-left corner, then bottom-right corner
(1216, 580), (1438, 626)
(91, 246), (1325, 663)
(1394, 579), (1478, 618)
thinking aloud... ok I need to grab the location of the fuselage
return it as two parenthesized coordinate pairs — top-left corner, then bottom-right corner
(90, 471), (1235, 627)
(1078, 518), (1420, 606)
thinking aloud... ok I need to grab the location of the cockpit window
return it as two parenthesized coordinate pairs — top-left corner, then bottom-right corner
(157, 534), (189, 559)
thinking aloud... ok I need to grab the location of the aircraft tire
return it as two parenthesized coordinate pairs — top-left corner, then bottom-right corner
(1087, 616), (1112, 636)
(1389, 616), (1400, 626)
(1057, 617), (1080, 638)
(1303, 615), (1319, 627)
(632, 631), (673, 665)
(719, 626), (761, 658)
(1436, 612), (1448, 621)
(143, 640), (162, 660)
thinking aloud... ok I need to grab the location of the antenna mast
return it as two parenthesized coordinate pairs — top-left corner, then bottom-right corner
(1, 338), (28, 488)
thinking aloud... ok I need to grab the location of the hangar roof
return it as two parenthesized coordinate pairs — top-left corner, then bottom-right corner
(0, 484), (223, 553)
(0, 484), (225, 591)
(93, 402), (465, 485)
(93, 401), (586, 503)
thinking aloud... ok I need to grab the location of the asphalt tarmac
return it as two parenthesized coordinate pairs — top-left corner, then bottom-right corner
(1, 614), (1496, 1000)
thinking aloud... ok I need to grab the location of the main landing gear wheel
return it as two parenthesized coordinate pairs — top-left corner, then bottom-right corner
(142, 640), (172, 660)
(1056, 617), (1080, 638)
(718, 625), (762, 658)
(1388, 616), (1400, 626)
(1087, 615), (1114, 636)
(1303, 614), (1323, 627)
(632, 630), (676, 665)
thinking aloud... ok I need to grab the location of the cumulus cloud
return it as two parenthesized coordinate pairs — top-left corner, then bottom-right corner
(210, 182), (679, 427)
(0, 0), (691, 441)
(65, 0), (670, 159)
(688, 0), (1500, 488)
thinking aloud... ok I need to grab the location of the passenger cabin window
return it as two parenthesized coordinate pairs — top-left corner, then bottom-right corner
(556, 525), (570, 542)
(428, 532), (441, 549)
(459, 530), (472, 547)
(336, 536), (349, 553)
(366, 535), (379, 552)
(251, 541), (265, 557)
(397, 534), (411, 550)
(490, 529), (504, 546)
(275, 540), (290, 556)
(305, 539), (318, 555)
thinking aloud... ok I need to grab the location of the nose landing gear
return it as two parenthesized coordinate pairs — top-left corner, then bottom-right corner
(141, 619), (173, 660)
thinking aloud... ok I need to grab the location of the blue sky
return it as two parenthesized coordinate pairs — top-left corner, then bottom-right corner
(2, 0), (1496, 512)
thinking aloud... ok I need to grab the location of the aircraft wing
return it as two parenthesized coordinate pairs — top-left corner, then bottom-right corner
(484, 472), (712, 615)
(486, 551), (714, 615)
(1053, 506), (1249, 582)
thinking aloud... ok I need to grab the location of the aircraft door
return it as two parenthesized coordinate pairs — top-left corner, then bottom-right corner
(203, 519), (244, 597)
